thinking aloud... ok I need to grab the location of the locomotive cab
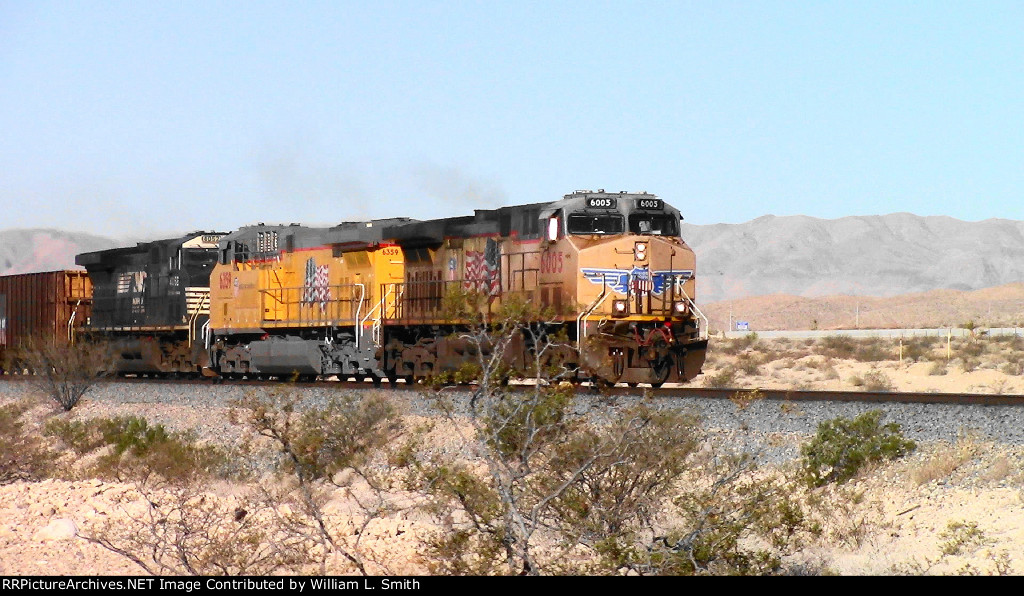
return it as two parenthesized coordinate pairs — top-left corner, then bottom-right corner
(541, 190), (707, 386)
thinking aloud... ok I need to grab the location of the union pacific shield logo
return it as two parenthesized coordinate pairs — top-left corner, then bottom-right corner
(580, 268), (693, 295)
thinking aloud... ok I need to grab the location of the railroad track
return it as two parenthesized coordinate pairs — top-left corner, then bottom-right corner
(5, 374), (1023, 406)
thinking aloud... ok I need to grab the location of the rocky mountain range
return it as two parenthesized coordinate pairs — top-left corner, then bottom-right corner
(0, 229), (118, 276)
(681, 213), (1024, 303)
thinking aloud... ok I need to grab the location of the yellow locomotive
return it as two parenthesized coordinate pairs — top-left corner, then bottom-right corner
(206, 190), (707, 386)
(208, 219), (411, 380)
(380, 190), (707, 386)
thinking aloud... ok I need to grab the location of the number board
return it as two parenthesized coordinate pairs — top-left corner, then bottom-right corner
(635, 198), (664, 210)
(585, 197), (618, 209)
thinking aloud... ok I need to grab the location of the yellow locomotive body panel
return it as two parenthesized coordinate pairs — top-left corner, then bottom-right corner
(210, 230), (404, 334)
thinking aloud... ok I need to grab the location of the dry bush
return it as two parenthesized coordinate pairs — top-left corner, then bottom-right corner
(861, 369), (895, 392)
(735, 352), (763, 376)
(703, 366), (738, 388)
(816, 336), (858, 360)
(803, 485), (884, 550)
(719, 333), (760, 356)
(981, 455), (1013, 483)
(229, 387), (405, 575)
(13, 335), (113, 411)
(83, 483), (317, 575)
(928, 361), (948, 376)
(939, 520), (992, 556)
(911, 433), (983, 486)
(0, 401), (57, 484)
(87, 387), (407, 576)
(853, 338), (893, 363)
(999, 361), (1023, 376)
(902, 337), (940, 363)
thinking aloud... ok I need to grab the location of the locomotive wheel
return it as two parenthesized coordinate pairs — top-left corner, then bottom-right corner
(650, 346), (672, 388)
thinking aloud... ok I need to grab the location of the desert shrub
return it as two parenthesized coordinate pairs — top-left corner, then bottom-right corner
(817, 336), (857, 360)
(800, 410), (916, 487)
(853, 338), (892, 362)
(84, 484), (315, 575)
(960, 357), (980, 373)
(735, 352), (762, 376)
(639, 457), (811, 576)
(704, 366), (738, 388)
(958, 339), (985, 358)
(0, 401), (56, 484)
(928, 361), (948, 376)
(999, 361), (1023, 376)
(860, 369), (894, 392)
(46, 415), (231, 483)
(411, 295), (819, 576)
(230, 387), (404, 575)
(981, 455), (1012, 483)
(13, 336), (113, 411)
(911, 433), (982, 486)
(719, 333), (759, 356)
(901, 337), (937, 362)
(939, 521), (992, 556)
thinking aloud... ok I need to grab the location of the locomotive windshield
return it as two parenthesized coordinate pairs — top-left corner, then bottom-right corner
(567, 213), (624, 235)
(628, 213), (679, 236)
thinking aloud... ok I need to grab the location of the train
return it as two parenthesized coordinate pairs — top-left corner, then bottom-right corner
(1, 190), (708, 386)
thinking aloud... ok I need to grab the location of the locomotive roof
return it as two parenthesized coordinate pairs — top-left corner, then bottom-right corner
(75, 231), (227, 268)
(382, 191), (676, 245)
(221, 218), (421, 252)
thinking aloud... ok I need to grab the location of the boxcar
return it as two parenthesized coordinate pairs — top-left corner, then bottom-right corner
(0, 270), (93, 372)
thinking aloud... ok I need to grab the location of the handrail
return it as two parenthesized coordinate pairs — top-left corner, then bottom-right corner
(352, 283), (365, 350)
(202, 320), (212, 351)
(373, 285), (402, 346)
(67, 300), (81, 343)
(678, 285), (709, 340)
(360, 284), (395, 349)
(576, 277), (610, 341)
(188, 291), (210, 347)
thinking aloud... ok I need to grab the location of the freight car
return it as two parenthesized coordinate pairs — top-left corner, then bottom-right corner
(205, 190), (708, 386)
(0, 270), (92, 373)
(75, 231), (226, 375)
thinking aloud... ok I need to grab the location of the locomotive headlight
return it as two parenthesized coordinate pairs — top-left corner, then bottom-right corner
(634, 241), (647, 261)
(547, 215), (561, 242)
(673, 301), (688, 315)
(612, 299), (628, 317)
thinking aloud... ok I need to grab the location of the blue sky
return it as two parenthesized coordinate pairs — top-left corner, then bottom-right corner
(2, 1), (1023, 238)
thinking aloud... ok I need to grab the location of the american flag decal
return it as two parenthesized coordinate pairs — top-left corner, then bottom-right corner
(631, 269), (653, 295)
(302, 257), (331, 312)
(464, 238), (501, 296)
